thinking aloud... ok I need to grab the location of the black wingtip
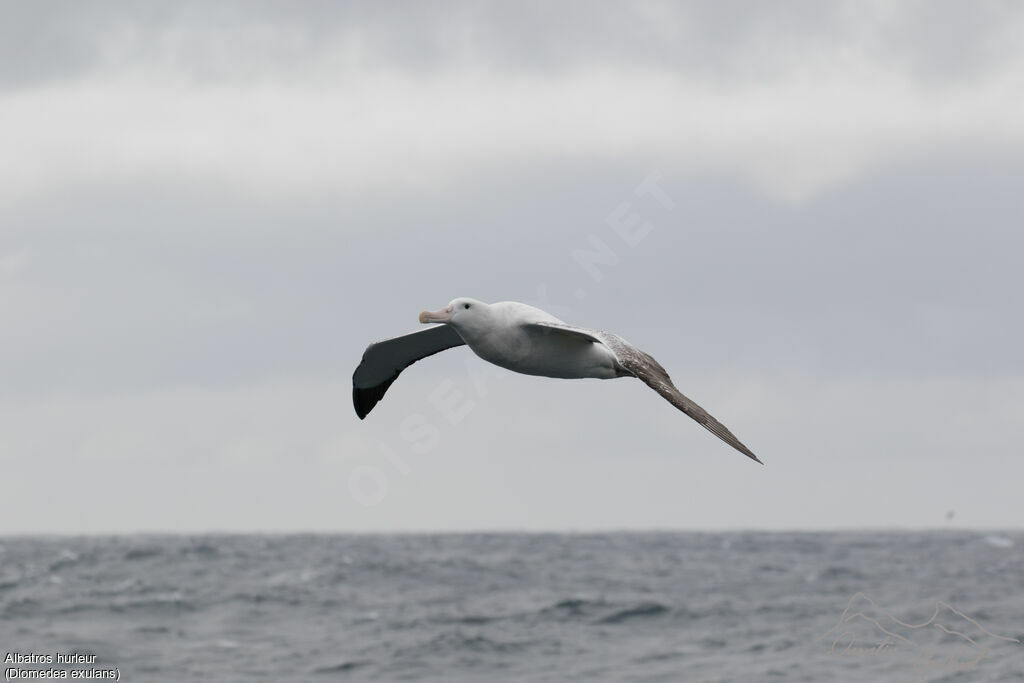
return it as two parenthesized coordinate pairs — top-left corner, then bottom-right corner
(353, 376), (399, 420)
(352, 386), (373, 420)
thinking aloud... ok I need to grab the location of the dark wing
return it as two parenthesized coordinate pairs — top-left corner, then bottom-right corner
(353, 325), (466, 419)
(528, 321), (762, 464)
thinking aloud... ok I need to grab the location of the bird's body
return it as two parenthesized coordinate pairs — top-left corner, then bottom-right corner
(353, 297), (762, 464)
(453, 301), (620, 380)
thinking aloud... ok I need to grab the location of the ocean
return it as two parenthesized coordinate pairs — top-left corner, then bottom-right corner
(1, 532), (1022, 682)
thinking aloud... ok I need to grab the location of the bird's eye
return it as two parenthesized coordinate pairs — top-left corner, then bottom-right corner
(464, 303), (471, 309)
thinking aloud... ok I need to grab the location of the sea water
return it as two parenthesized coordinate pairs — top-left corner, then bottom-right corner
(1, 532), (1022, 682)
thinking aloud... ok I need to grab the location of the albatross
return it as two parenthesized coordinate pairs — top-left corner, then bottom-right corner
(353, 298), (762, 464)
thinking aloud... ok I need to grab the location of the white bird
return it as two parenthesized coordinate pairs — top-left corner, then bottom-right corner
(353, 298), (762, 464)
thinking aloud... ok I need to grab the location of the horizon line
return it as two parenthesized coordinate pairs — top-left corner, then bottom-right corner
(1, 525), (1021, 539)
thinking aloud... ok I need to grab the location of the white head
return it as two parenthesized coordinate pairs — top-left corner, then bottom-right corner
(419, 297), (489, 330)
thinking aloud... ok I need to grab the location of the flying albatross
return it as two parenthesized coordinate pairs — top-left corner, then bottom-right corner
(353, 298), (762, 464)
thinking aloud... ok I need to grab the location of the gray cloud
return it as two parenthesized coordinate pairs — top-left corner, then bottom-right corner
(4, 1), (1021, 86)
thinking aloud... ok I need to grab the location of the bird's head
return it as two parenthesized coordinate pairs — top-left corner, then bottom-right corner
(419, 297), (488, 329)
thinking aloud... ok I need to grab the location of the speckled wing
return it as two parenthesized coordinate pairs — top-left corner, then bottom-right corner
(353, 325), (466, 419)
(528, 321), (762, 464)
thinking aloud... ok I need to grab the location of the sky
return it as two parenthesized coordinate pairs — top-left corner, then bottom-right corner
(2, 1), (1023, 533)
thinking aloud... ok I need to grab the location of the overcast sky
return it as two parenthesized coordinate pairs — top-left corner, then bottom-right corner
(2, 1), (1023, 533)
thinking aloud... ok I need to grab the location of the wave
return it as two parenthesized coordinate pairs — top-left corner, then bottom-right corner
(433, 613), (498, 626)
(984, 535), (1014, 548)
(179, 541), (220, 558)
(123, 547), (164, 561)
(57, 593), (197, 615)
(49, 548), (83, 572)
(312, 660), (367, 674)
(393, 630), (540, 659)
(818, 565), (866, 581)
(538, 597), (609, 619)
(597, 601), (670, 624)
(538, 598), (674, 624)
